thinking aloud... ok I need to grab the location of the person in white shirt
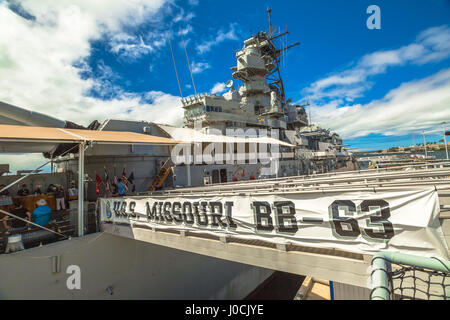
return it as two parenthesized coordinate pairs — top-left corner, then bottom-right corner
(55, 185), (66, 210)
(68, 183), (78, 201)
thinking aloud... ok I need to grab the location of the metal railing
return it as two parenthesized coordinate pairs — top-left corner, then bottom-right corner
(137, 166), (450, 197)
(371, 252), (450, 300)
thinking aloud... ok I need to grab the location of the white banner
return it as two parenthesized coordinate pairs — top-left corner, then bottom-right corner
(100, 188), (449, 259)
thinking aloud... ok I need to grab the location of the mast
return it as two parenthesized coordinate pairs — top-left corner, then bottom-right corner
(263, 10), (300, 105)
(267, 8), (272, 38)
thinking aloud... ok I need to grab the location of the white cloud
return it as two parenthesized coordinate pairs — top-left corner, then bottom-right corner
(310, 68), (450, 139)
(196, 23), (238, 54)
(173, 8), (195, 23)
(0, 1), (189, 174)
(210, 82), (226, 95)
(0, 0), (186, 128)
(178, 24), (193, 36)
(304, 25), (450, 103)
(16, 0), (166, 32)
(110, 34), (155, 59)
(0, 154), (48, 175)
(191, 61), (210, 74)
(300, 25), (450, 142)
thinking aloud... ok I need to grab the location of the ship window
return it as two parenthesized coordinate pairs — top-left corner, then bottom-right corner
(220, 169), (227, 183)
(211, 170), (220, 184)
(254, 105), (264, 115)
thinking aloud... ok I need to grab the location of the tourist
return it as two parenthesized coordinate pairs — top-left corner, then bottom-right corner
(111, 184), (119, 197)
(3, 199), (32, 231)
(68, 182), (78, 200)
(55, 185), (66, 210)
(46, 184), (56, 193)
(17, 184), (30, 196)
(33, 185), (42, 195)
(117, 179), (126, 196)
(0, 184), (9, 196)
(32, 199), (52, 227)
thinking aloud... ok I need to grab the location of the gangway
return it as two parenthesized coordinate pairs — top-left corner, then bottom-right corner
(100, 168), (450, 299)
(147, 157), (173, 191)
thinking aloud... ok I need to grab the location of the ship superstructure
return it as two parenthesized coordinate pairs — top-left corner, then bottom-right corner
(180, 19), (357, 179)
(0, 12), (358, 198)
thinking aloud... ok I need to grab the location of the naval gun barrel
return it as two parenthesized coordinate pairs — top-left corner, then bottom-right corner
(0, 100), (66, 128)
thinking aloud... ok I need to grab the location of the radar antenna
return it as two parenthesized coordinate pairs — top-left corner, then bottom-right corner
(263, 8), (300, 105)
(267, 7), (273, 38)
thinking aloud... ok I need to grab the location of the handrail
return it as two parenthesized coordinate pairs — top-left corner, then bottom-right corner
(0, 209), (69, 239)
(140, 168), (450, 196)
(370, 252), (450, 300)
(135, 183), (450, 199)
(199, 161), (450, 187)
(167, 165), (450, 192)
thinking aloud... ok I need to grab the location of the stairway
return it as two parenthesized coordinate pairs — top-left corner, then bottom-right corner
(147, 158), (173, 191)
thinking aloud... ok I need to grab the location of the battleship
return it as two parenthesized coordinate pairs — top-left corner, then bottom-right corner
(0, 10), (448, 300)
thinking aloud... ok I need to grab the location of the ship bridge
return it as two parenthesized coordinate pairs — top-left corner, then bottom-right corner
(100, 164), (450, 299)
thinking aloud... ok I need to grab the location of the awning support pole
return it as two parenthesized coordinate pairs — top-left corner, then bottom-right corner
(78, 142), (85, 237)
(187, 164), (191, 187)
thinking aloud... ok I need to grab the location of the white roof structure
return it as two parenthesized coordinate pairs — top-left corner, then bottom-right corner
(0, 124), (181, 153)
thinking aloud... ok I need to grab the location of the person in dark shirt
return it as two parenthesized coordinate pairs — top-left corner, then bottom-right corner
(33, 186), (42, 195)
(111, 184), (119, 197)
(0, 184), (9, 196)
(7, 199), (32, 230)
(17, 184), (30, 197)
(47, 184), (56, 193)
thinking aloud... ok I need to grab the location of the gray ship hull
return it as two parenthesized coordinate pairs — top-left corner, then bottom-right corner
(0, 232), (273, 299)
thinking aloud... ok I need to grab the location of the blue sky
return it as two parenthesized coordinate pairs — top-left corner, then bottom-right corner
(82, 0), (450, 151)
(0, 0), (449, 168)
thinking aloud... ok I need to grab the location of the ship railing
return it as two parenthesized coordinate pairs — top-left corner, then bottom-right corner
(141, 183), (450, 200)
(0, 208), (72, 254)
(370, 252), (450, 300)
(0, 199), (100, 254)
(169, 161), (450, 191)
(142, 167), (450, 197)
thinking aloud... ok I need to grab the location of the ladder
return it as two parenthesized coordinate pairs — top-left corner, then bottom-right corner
(147, 158), (173, 191)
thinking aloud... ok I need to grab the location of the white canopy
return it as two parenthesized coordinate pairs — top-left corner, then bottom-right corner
(0, 124), (181, 153)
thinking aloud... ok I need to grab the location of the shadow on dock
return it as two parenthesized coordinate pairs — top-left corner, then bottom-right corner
(244, 271), (305, 300)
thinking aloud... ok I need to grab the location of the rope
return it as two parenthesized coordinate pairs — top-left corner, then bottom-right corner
(168, 35), (183, 98)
